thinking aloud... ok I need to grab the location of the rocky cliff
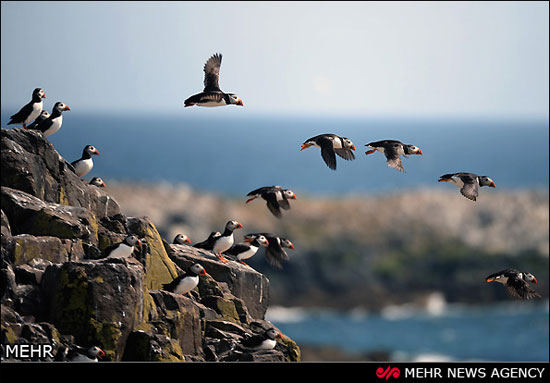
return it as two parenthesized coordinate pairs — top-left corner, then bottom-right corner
(0, 128), (300, 362)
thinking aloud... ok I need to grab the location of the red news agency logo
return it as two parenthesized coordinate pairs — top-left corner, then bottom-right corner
(377, 365), (401, 380)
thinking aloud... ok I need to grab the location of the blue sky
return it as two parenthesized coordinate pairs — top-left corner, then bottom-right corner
(1, 1), (548, 119)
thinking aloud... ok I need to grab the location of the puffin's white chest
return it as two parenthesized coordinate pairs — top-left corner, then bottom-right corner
(43, 115), (63, 136)
(237, 245), (259, 261)
(199, 99), (227, 107)
(107, 243), (134, 258)
(213, 234), (233, 254)
(332, 138), (343, 149)
(26, 101), (43, 125)
(174, 275), (199, 294)
(449, 176), (465, 188)
(255, 338), (276, 350)
(74, 158), (94, 177)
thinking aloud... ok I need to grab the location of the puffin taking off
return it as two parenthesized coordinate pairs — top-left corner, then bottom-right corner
(30, 101), (70, 137)
(66, 346), (105, 362)
(162, 263), (208, 297)
(224, 235), (269, 267)
(240, 328), (283, 351)
(365, 139), (423, 173)
(211, 220), (243, 263)
(193, 231), (221, 251)
(485, 269), (540, 300)
(300, 134), (356, 170)
(7, 88), (46, 129)
(26, 110), (50, 130)
(438, 172), (495, 201)
(184, 53), (244, 107)
(89, 177), (106, 187)
(101, 235), (142, 259)
(244, 233), (294, 269)
(173, 234), (191, 245)
(246, 186), (297, 218)
(71, 145), (100, 178)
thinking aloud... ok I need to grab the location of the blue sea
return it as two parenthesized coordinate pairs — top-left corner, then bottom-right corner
(2, 111), (548, 196)
(267, 301), (550, 362)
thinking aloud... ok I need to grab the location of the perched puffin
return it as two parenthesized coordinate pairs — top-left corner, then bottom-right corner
(101, 235), (142, 259)
(173, 233), (191, 245)
(67, 346), (105, 362)
(211, 220), (243, 263)
(244, 233), (294, 269)
(71, 145), (100, 178)
(7, 88), (46, 129)
(193, 231), (221, 251)
(162, 263), (209, 297)
(485, 269), (540, 300)
(30, 101), (70, 136)
(365, 139), (423, 173)
(240, 328), (283, 351)
(438, 172), (495, 201)
(89, 177), (106, 187)
(224, 235), (269, 267)
(300, 134), (356, 170)
(184, 53), (244, 108)
(26, 110), (50, 130)
(246, 186), (297, 218)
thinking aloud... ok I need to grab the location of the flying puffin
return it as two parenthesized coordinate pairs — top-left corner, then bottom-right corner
(173, 234), (191, 245)
(71, 145), (100, 178)
(89, 177), (106, 187)
(7, 88), (46, 129)
(485, 269), (540, 300)
(193, 231), (221, 251)
(162, 263), (209, 298)
(438, 172), (495, 201)
(101, 235), (142, 259)
(365, 139), (423, 173)
(184, 53), (244, 108)
(300, 134), (356, 170)
(26, 110), (50, 130)
(30, 101), (70, 137)
(240, 328), (283, 351)
(246, 186), (297, 218)
(224, 235), (269, 267)
(66, 346), (105, 362)
(210, 220), (243, 263)
(244, 233), (294, 269)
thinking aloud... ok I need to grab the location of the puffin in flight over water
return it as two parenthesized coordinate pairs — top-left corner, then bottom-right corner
(485, 269), (540, 300)
(8, 88), (46, 129)
(240, 328), (283, 351)
(30, 101), (70, 137)
(246, 186), (297, 218)
(300, 134), (356, 170)
(224, 235), (269, 267)
(162, 263), (208, 297)
(244, 233), (294, 269)
(184, 53), (244, 107)
(71, 145), (100, 178)
(365, 139), (423, 173)
(438, 172), (495, 201)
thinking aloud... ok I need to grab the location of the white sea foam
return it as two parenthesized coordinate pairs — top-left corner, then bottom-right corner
(265, 306), (309, 323)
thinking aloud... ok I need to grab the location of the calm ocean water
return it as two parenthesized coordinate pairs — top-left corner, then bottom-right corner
(267, 301), (550, 362)
(2, 111), (547, 196)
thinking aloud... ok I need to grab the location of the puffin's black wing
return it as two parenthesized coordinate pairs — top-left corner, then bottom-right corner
(193, 232), (220, 250)
(224, 243), (250, 256)
(457, 174), (479, 201)
(240, 333), (265, 349)
(8, 102), (33, 124)
(162, 273), (186, 292)
(203, 53), (222, 92)
(247, 186), (279, 196)
(506, 276), (541, 300)
(264, 240), (288, 269)
(383, 143), (405, 172)
(318, 136), (337, 170)
(334, 147), (355, 161)
(263, 192), (282, 218)
(32, 118), (53, 133)
(278, 198), (291, 210)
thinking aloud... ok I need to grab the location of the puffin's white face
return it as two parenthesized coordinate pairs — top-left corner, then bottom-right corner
(40, 110), (50, 118)
(280, 238), (294, 250)
(89, 346), (105, 358)
(189, 263), (207, 276)
(175, 234), (191, 244)
(342, 137), (356, 151)
(266, 328), (282, 341)
(283, 190), (297, 200)
(226, 220), (243, 231)
(479, 176), (496, 188)
(407, 145), (423, 155)
(228, 94), (244, 106)
(125, 235), (141, 247)
(523, 273), (538, 284)
(90, 177), (106, 187)
(35, 88), (46, 98)
(85, 145), (100, 156)
(55, 102), (71, 112)
(256, 235), (269, 247)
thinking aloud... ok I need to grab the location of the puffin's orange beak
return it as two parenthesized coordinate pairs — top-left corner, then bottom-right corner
(351, 144), (356, 151)
(490, 182), (496, 188)
(417, 149), (423, 155)
(486, 278), (495, 283)
(237, 100), (243, 106)
(65, 105), (71, 111)
(235, 222), (243, 229)
(300, 143), (311, 151)
(533, 277), (538, 284)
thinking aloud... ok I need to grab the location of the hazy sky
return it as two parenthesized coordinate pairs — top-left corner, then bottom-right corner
(1, 1), (548, 118)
